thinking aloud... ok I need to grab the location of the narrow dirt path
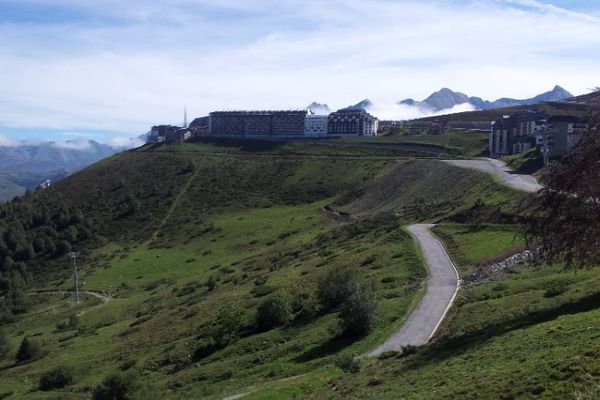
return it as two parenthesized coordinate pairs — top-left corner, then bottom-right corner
(28, 289), (112, 303)
(444, 158), (542, 193)
(367, 224), (460, 356)
(148, 166), (200, 244)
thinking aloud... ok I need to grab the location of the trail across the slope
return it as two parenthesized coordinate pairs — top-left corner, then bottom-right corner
(148, 166), (201, 244)
(444, 158), (542, 193)
(28, 289), (112, 303)
(367, 224), (460, 356)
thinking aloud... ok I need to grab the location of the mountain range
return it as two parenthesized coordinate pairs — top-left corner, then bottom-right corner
(325, 85), (573, 117)
(0, 139), (125, 202)
(399, 85), (573, 112)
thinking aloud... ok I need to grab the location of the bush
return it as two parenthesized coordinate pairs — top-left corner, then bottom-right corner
(16, 337), (43, 362)
(317, 267), (359, 310)
(334, 353), (360, 373)
(212, 304), (247, 346)
(339, 284), (377, 337)
(206, 275), (217, 291)
(93, 371), (158, 400)
(400, 344), (419, 356)
(0, 330), (10, 358)
(39, 365), (76, 390)
(256, 292), (292, 330)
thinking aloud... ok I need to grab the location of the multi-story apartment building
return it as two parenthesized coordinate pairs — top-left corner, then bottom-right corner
(304, 115), (329, 137)
(208, 111), (307, 137)
(327, 108), (379, 136)
(489, 110), (549, 157)
(542, 115), (588, 158)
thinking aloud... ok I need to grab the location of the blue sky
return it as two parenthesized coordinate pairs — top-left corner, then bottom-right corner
(0, 0), (599, 145)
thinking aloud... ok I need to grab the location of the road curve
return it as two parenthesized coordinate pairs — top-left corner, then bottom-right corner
(444, 158), (542, 193)
(367, 224), (460, 356)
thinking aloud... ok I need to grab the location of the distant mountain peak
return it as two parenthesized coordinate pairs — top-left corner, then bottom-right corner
(398, 85), (573, 113)
(347, 99), (373, 110)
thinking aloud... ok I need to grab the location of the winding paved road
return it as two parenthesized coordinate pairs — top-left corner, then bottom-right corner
(367, 224), (460, 356)
(444, 158), (542, 193)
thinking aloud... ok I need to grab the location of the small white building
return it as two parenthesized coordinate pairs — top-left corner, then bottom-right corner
(304, 115), (329, 137)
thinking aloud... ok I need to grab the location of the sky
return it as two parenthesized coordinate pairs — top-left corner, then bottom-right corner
(0, 0), (599, 145)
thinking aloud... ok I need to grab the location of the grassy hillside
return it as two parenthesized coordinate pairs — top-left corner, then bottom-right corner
(249, 225), (600, 399)
(0, 140), (526, 399)
(338, 131), (488, 157)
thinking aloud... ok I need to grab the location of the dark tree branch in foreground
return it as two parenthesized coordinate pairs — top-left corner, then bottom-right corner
(524, 111), (600, 268)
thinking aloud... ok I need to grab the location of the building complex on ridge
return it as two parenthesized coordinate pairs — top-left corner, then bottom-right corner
(489, 110), (588, 163)
(146, 106), (379, 144)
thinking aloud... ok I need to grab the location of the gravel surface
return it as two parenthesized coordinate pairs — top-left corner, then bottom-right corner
(444, 158), (542, 193)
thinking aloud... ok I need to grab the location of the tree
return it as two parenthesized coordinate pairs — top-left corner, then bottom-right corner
(54, 240), (72, 257)
(523, 112), (600, 267)
(317, 267), (360, 310)
(212, 304), (247, 346)
(16, 337), (43, 362)
(339, 283), (378, 337)
(256, 292), (292, 330)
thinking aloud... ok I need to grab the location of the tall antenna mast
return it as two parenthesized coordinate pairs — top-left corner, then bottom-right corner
(183, 107), (188, 128)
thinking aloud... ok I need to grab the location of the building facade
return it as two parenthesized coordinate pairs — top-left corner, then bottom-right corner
(189, 116), (209, 134)
(327, 108), (379, 136)
(304, 115), (329, 137)
(543, 116), (588, 158)
(489, 110), (549, 157)
(148, 125), (191, 144)
(208, 111), (307, 137)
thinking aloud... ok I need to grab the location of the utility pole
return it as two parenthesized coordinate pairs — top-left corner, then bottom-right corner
(68, 252), (80, 304)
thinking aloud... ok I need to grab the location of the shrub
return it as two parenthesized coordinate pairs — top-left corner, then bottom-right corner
(212, 304), (247, 346)
(16, 337), (43, 362)
(0, 330), (10, 358)
(334, 353), (360, 373)
(93, 371), (158, 400)
(39, 365), (76, 390)
(400, 344), (419, 356)
(256, 292), (292, 330)
(206, 275), (217, 291)
(317, 267), (359, 310)
(340, 284), (378, 337)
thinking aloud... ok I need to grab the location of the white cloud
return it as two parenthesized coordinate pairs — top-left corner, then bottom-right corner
(365, 101), (477, 121)
(0, 134), (21, 147)
(0, 0), (598, 139)
(105, 136), (145, 149)
(50, 138), (93, 151)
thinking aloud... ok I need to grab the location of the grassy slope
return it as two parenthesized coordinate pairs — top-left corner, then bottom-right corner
(268, 225), (600, 399)
(432, 224), (525, 274)
(338, 131), (488, 157)
(0, 141), (521, 399)
(0, 140), (544, 399)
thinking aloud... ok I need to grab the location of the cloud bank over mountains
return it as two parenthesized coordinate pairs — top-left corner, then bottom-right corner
(313, 85), (573, 121)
